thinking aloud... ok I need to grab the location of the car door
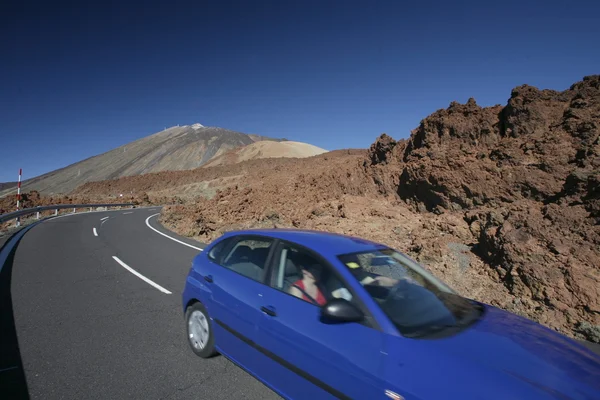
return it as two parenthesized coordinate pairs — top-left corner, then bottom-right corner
(254, 240), (386, 399)
(202, 235), (275, 367)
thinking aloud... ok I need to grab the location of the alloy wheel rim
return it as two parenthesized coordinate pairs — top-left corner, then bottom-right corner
(188, 310), (209, 350)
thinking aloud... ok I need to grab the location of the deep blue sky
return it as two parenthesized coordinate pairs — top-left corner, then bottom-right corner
(1, 0), (598, 182)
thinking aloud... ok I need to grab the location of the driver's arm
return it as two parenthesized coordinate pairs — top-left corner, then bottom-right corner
(289, 285), (304, 300)
(374, 275), (398, 286)
(360, 275), (398, 287)
(359, 275), (376, 285)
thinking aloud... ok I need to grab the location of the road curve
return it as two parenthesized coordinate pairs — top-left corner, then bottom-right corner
(2, 207), (599, 399)
(4, 207), (281, 400)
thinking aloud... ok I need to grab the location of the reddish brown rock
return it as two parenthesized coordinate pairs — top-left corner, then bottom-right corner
(375, 75), (600, 341)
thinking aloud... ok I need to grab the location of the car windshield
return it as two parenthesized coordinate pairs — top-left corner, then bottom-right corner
(337, 248), (484, 338)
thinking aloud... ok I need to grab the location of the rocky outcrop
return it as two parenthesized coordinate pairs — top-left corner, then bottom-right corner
(366, 75), (600, 341)
(364, 134), (407, 197)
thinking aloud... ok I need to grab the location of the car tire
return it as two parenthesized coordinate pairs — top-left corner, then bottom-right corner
(185, 302), (218, 358)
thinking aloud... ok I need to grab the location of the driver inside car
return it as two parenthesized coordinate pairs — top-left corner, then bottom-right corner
(329, 257), (402, 301)
(288, 262), (328, 306)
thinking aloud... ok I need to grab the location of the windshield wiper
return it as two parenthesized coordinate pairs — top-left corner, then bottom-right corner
(406, 305), (485, 338)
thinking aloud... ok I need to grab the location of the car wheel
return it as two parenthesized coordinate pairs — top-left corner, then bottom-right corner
(185, 302), (217, 358)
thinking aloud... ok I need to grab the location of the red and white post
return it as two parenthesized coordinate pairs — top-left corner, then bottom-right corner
(16, 168), (22, 227)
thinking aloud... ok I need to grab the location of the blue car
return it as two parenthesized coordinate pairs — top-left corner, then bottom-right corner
(182, 228), (600, 400)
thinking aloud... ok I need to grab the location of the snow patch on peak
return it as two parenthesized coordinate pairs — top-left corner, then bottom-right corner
(191, 123), (204, 130)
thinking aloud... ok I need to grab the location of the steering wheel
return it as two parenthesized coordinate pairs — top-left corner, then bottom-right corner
(362, 282), (391, 300)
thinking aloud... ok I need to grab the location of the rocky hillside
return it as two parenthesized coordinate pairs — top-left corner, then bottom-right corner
(0, 124), (285, 197)
(157, 75), (599, 342)
(369, 74), (600, 343)
(71, 149), (344, 202)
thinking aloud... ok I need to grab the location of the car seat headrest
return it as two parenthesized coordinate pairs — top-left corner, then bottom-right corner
(284, 258), (298, 276)
(231, 245), (252, 260)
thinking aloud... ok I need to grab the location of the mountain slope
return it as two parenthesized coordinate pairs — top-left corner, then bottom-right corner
(247, 134), (288, 142)
(0, 124), (282, 196)
(0, 182), (17, 192)
(201, 140), (328, 168)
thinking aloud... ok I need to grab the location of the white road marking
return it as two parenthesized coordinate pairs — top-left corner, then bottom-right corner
(101, 219), (108, 226)
(112, 256), (172, 294)
(100, 216), (109, 221)
(47, 207), (149, 222)
(123, 211), (133, 215)
(145, 214), (203, 251)
(93, 228), (98, 237)
(0, 366), (18, 373)
(35, 207), (154, 224)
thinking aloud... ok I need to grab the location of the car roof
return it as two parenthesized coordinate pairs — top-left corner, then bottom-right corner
(219, 228), (387, 257)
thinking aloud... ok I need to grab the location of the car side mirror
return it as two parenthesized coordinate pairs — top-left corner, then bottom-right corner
(320, 298), (364, 323)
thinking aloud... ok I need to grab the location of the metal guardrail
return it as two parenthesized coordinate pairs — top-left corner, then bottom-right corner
(0, 203), (135, 225)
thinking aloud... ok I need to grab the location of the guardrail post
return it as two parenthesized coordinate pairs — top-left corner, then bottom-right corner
(89, 207), (92, 212)
(36, 211), (40, 219)
(15, 217), (20, 228)
(54, 209), (58, 216)
(72, 207), (76, 213)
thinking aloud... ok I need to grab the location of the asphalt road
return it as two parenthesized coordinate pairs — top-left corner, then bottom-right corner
(2, 207), (599, 400)
(2, 207), (281, 400)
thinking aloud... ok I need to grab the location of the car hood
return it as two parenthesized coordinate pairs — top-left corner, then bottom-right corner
(428, 303), (600, 398)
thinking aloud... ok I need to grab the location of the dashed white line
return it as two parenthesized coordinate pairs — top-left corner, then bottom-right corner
(93, 228), (98, 237)
(123, 212), (133, 215)
(100, 216), (109, 221)
(112, 256), (172, 294)
(145, 214), (203, 251)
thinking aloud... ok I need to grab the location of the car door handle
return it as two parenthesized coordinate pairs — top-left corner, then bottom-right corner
(260, 306), (277, 317)
(203, 275), (213, 283)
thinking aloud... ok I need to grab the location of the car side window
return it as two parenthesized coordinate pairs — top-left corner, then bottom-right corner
(269, 244), (353, 306)
(218, 237), (273, 282)
(207, 237), (234, 264)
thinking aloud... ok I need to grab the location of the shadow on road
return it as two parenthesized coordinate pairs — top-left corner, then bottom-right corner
(0, 233), (30, 399)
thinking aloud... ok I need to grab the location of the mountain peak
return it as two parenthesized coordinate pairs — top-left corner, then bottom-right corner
(0, 124), (279, 196)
